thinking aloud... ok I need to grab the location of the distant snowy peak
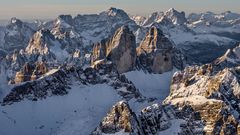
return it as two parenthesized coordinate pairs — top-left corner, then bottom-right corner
(141, 8), (186, 26)
(72, 7), (138, 46)
(188, 11), (240, 23)
(142, 12), (164, 26)
(51, 14), (81, 40)
(163, 8), (187, 25)
(188, 11), (240, 27)
(3, 17), (35, 51)
(9, 17), (23, 26)
(53, 15), (73, 30)
(103, 7), (130, 19)
(130, 15), (146, 26)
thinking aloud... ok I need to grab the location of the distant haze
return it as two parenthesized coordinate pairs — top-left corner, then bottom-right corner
(0, 0), (240, 20)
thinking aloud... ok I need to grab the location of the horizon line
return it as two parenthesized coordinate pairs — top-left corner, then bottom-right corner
(0, 7), (239, 22)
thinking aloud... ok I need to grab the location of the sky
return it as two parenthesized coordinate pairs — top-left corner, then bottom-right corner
(0, 0), (240, 20)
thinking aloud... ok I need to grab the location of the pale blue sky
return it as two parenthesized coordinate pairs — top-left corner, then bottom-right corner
(0, 0), (239, 20)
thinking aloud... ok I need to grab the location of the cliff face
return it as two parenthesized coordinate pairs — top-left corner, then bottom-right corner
(25, 29), (54, 55)
(91, 26), (136, 74)
(137, 26), (173, 74)
(14, 62), (48, 84)
(92, 101), (142, 134)
(163, 45), (240, 134)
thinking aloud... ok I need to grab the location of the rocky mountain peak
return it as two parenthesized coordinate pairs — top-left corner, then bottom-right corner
(92, 101), (141, 134)
(140, 26), (171, 52)
(137, 26), (175, 73)
(58, 15), (73, 24)
(130, 15), (146, 26)
(163, 8), (187, 25)
(25, 29), (55, 55)
(103, 25), (136, 73)
(3, 18), (35, 51)
(91, 25), (136, 73)
(52, 15), (74, 37)
(105, 7), (129, 18)
(166, 8), (179, 14)
(9, 17), (23, 27)
(54, 15), (73, 29)
(142, 12), (164, 26)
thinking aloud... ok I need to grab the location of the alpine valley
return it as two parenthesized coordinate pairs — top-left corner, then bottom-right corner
(0, 7), (240, 135)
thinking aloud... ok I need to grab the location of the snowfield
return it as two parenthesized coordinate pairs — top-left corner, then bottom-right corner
(124, 70), (175, 100)
(124, 70), (176, 114)
(0, 83), (121, 135)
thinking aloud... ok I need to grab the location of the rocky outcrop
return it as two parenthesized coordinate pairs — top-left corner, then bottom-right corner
(137, 26), (174, 73)
(163, 45), (240, 134)
(26, 29), (55, 55)
(92, 101), (203, 135)
(2, 62), (142, 105)
(14, 61), (48, 84)
(92, 101), (142, 135)
(25, 29), (69, 62)
(92, 26), (136, 74)
(91, 40), (107, 64)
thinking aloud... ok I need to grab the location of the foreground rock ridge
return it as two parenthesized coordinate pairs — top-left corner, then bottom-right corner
(0, 7), (239, 135)
(92, 45), (240, 135)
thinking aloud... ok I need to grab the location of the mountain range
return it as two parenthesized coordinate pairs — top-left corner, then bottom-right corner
(0, 7), (239, 135)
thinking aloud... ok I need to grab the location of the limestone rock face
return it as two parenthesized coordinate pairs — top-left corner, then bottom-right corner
(14, 62), (48, 84)
(25, 29), (55, 55)
(163, 45), (240, 134)
(25, 29), (69, 62)
(92, 101), (141, 135)
(91, 40), (107, 65)
(137, 26), (173, 73)
(106, 26), (136, 73)
(91, 26), (136, 74)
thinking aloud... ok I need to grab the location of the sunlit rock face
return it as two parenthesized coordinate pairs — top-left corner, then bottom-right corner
(91, 40), (107, 65)
(163, 45), (240, 134)
(25, 29), (55, 55)
(92, 101), (141, 134)
(14, 61), (48, 84)
(91, 26), (136, 74)
(137, 26), (173, 74)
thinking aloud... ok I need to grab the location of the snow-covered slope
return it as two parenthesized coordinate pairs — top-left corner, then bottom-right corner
(0, 62), (145, 135)
(0, 83), (120, 135)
